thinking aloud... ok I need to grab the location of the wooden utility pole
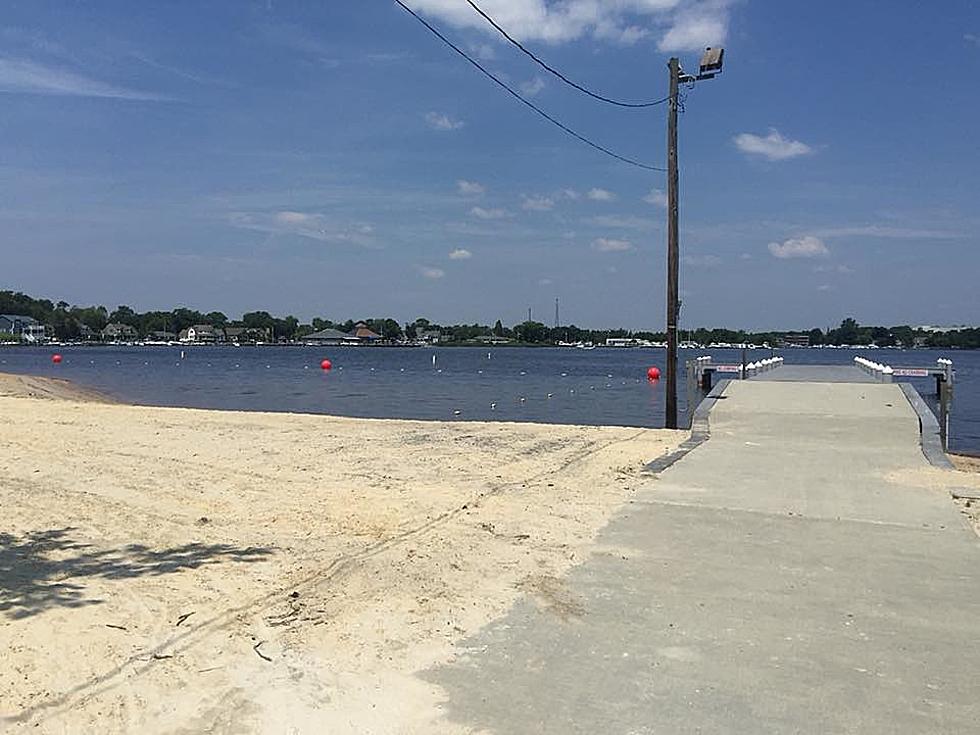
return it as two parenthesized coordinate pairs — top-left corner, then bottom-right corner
(665, 57), (681, 429)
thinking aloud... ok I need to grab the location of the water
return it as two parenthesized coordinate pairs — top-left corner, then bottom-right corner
(1, 345), (977, 455)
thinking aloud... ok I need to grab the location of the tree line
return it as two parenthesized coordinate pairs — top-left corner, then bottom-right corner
(1, 290), (978, 348)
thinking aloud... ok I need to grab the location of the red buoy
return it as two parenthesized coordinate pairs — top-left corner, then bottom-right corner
(51, 354), (63, 364)
(320, 359), (332, 371)
(647, 366), (661, 380)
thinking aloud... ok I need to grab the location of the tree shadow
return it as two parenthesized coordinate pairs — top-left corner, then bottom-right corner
(0, 528), (272, 619)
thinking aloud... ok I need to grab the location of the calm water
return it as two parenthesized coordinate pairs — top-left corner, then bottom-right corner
(2, 345), (977, 454)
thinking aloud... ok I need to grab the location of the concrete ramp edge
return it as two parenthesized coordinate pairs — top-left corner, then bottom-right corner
(898, 382), (954, 470)
(644, 379), (731, 473)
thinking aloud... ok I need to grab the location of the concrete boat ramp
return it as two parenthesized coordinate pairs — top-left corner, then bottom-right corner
(425, 371), (979, 733)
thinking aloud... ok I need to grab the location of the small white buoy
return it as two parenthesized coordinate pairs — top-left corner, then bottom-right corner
(304, 365), (309, 369)
(547, 393), (553, 398)
(487, 352), (491, 360)
(432, 354), (437, 366)
(520, 371), (526, 375)
(400, 368), (405, 372)
(490, 402), (496, 410)
(370, 367), (375, 372)
(478, 369), (483, 374)
(453, 409), (461, 416)
(519, 396), (526, 403)
(561, 372), (567, 377)
(180, 350), (185, 360)
(437, 368), (443, 373)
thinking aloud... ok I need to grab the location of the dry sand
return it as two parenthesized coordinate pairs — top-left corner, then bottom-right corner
(0, 373), (683, 733)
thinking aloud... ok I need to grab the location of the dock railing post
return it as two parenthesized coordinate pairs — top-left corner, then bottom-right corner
(937, 358), (953, 451)
(685, 359), (696, 429)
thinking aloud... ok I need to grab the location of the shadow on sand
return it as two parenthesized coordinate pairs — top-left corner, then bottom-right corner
(1, 527), (272, 619)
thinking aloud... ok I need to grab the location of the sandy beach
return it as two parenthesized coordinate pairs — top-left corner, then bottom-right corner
(0, 372), (683, 733)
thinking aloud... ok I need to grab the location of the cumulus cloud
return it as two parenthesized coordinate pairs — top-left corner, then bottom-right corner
(593, 237), (633, 252)
(406, 0), (731, 51)
(657, 4), (729, 52)
(965, 33), (980, 46)
(734, 129), (813, 161)
(561, 188), (580, 200)
(587, 187), (616, 202)
(448, 248), (472, 260)
(470, 206), (509, 220)
(768, 235), (829, 259)
(456, 179), (485, 195)
(522, 194), (554, 211)
(425, 111), (464, 130)
(419, 266), (446, 279)
(643, 188), (668, 207)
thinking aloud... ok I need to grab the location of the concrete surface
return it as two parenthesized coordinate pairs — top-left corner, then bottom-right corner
(425, 381), (980, 734)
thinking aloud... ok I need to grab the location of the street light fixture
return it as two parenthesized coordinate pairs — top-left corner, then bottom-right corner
(664, 47), (724, 430)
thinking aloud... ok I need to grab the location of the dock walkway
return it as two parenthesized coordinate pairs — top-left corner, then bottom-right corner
(426, 379), (980, 733)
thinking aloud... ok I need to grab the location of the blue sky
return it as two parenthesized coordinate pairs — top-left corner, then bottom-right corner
(1, 0), (978, 330)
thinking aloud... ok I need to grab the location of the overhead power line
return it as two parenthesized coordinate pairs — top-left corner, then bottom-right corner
(392, 0), (665, 173)
(463, 0), (669, 109)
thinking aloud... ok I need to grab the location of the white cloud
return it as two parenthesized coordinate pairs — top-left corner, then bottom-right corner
(734, 129), (812, 161)
(456, 179), (485, 195)
(768, 235), (829, 259)
(539, 277), (553, 286)
(681, 254), (722, 267)
(275, 210), (314, 225)
(448, 247), (472, 260)
(593, 237), (633, 252)
(471, 43), (497, 60)
(643, 188), (668, 207)
(406, 1), (730, 52)
(519, 76), (546, 97)
(657, 5), (729, 52)
(522, 194), (554, 211)
(470, 206), (510, 220)
(425, 111), (464, 130)
(419, 266), (446, 279)
(561, 188), (580, 200)
(587, 187), (616, 202)
(0, 57), (170, 101)
(817, 284), (833, 292)
(965, 33), (980, 46)
(229, 211), (375, 247)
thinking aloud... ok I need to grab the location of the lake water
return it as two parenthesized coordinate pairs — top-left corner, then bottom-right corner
(2, 345), (977, 455)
